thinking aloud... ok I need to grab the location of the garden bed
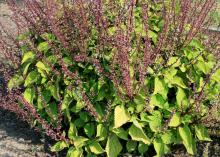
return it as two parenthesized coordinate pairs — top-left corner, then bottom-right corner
(0, 1), (220, 157)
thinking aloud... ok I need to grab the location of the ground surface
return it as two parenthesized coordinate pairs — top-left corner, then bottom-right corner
(0, 1), (53, 157)
(0, 109), (50, 157)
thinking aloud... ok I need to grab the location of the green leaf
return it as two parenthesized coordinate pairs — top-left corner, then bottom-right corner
(105, 133), (122, 157)
(195, 124), (212, 141)
(73, 136), (89, 148)
(16, 32), (30, 41)
(21, 51), (35, 64)
(195, 61), (213, 74)
(150, 94), (166, 109)
(51, 141), (68, 152)
(37, 42), (50, 52)
(189, 39), (203, 49)
(96, 124), (107, 141)
(148, 30), (158, 44)
(172, 76), (187, 88)
(22, 62), (31, 76)
(147, 112), (162, 132)
(36, 61), (50, 73)
(68, 122), (78, 139)
(79, 111), (89, 122)
(169, 112), (181, 127)
(48, 102), (58, 119)
(161, 131), (175, 144)
(129, 120), (151, 145)
(41, 33), (56, 41)
(149, 120), (162, 133)
(126, 141), (137, 153)
(138, 142), (148, 154)
(112, 127), (128, 140)
(154, 77), (168, 99)
(49, 81), (60, 101)
(74, 118), (85, 128)
(167, 57), (181, 67)
(212, 69), (220, 83)
(66, 147), (83, 157)
(182, 115), (193, 125)
(71, 101), (84, 113)
(180, 63), (187, 72)
(84, 123), (95, 138)
(24, 71), (39, 87)
(114, 105), (130, 128)
(89, 141), (104, 154)
(163, 68), (177, 82)
(23, 87), (35, 104)
(178, 125), (196, 155)
(176, 88), (189, 110)
(8, 74), (24, 90)
(134, 95), (146, 113)
(153, 137), (165, 157)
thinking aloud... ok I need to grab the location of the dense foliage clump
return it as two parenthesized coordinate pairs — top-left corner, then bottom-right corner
(0, 0), (220, 156)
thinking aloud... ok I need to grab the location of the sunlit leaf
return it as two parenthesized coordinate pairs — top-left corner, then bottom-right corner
(114, 105), (130, 128)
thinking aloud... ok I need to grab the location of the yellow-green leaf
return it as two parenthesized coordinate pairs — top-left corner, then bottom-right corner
(23, 87), (35, 104)
(66, 147), (83, 157)
(96, 124), (107, 141)
(36, 61), (50, 73)
(129, 120), (151, 145)
(8, 74), (24, 90)
(73, 136), (88, 148)
(106, 134), (122, 157)
(37, 42), (50, 52)
(176, 88), (189, 110)
(89, 141), (104, 154)
(178, 125), (196, 155)
(154, 77), (168, 99)
(22, 51), (35, 64)
(172, 76), (187, 88)
(195, 124), (212, 141)
(51, 141), (68, 152)
(169, 112), (181, 127)
(114, 105), (130, 128)
(154, 138), (165, 157)
(24, 71), (39, 87)
(167, 57), (181, 67)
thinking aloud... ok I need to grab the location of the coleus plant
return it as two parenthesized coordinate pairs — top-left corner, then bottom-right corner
(1, 0), (220, 156)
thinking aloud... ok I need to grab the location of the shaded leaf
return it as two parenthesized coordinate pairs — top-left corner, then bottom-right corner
(129, 120), (151, 145)
(112, 127), (128, 140)
(24, 71), (39, 87)
(105, 134), (122, 157)
(8, 74), (24, 90)
(126, 141), (137, 153)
